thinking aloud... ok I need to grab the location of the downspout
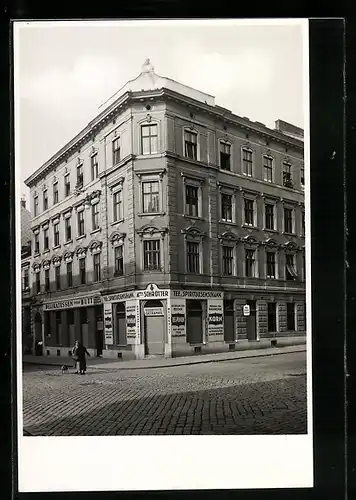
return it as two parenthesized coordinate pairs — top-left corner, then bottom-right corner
(130, 107), (137, 280)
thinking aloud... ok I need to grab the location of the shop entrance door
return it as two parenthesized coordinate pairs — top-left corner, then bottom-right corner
(186, 300), (203, 344)
(144, 300), (165, 355)
(224, 300), (235, 342)
(246, 300), (257, 341)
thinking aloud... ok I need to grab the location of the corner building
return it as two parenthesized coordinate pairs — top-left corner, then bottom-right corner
(25, 60), (306, 360)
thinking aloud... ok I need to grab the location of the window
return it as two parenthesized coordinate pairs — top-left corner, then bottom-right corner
(92, 203), (99, 231)
(285, 254), (297, 281)
(141, 124), (158, 155)
(77, 211), (85, 236)
(301, 211), (305, 236)
(301, 167), (305, 186)
(112, 137), (120, 165)
(265, 203), (275, 230)
(54, 222), (60, 246)
(64, 174), (70, 197)
(244, 198), (254, 226)
(263, 156), (273, 183)
(55, 266), (61, 290)
(287, 303), (295, 330)
(45, 269), (50, 292)
(220, 142), (231, 170)
(91, 154), (99, 180)
(113, 190), (123, 221)
(66, 262), (73, 288)
(267, 303), (277, 332)
(185, 185), (199, 217)
(65, 217), (71, 241)
(245, 249), (256, 277)
(114, 245), (124, 276)
(187, 241), (200, 273)
(23, 268), (29, 290)
(93, 253), (101, 282)
(79, 257), (86, 284)
(43, 228), (49, 250)
(184, 130), (197, 160)
(282, 162), (293, 188)
(67, 309), (74, 325)
(34, 233), (39, 254)
(242, 148), (253, 176)
(53, 183), (59, 204)
(35, 271), (40, 294)
(221, 193), (233, 222)
(34, 196), (39, 216)
(43, 190), (48, 211)
(76, 164), (83, 188)
(266, 251), (276, 278)
(284, 208), (293, 233)
(222, 246), (234, 275)
(302, 253), (306, 281)
(142, 181), (159, 213)
(143, 240), (160, 271)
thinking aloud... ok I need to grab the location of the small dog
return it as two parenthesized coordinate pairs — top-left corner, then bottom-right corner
(61, 364), (69, 374)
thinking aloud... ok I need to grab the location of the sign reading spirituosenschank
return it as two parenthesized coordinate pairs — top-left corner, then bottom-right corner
(44, 295), (101, 310)
(102, 284), (224, 302)
(207, 299), (224, 335)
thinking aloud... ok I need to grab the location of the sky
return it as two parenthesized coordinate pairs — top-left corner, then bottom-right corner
(15, 20), (306, 204)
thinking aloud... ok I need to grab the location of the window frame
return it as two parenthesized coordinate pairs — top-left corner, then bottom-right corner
(245, 247), (257, 278)
(143, 239), (161, 272)
(137, 172), (164, 216)
(79, 257), (86, 285)
(283, 206), (295, 234)
(266, 250), (277, 279)
(53, 182), (59, 204)
(33, 195), (39, 216)
(183, 129), (198, 161)
(243, 196), (256, 227)
(220, 191), (234, 223)
(77, 209), (85, 237)
(141, 123), (159, 155)
(186, 240), (201, 274)
(219, 140), (232, 171)
(222, 245), (235, 276)
(242, 147), (253, 177)
(93, 253), (101, 282)
(53, 222), (60, 247)
(66, 261), (73, 288)
(91, 153), (99, 181)
(142, 180), (160, 214)
(114, 245), (124, 276)
(65, 217), (72, 241)
(263, 154), (274, 183)
(34, 233), (40, 254)
(55, 265), (61, 290)
(44, 269), (50, 292)
(43, 190), (48, 211)
(64, 174), (71, 197)
(91, 202), (100, 231)
(76, 163), (84, 188)
(112, 136), (121, 166)
(35, 270), (41, 294)
(285, 253), (297, 281)
(43, 227), (49, 250)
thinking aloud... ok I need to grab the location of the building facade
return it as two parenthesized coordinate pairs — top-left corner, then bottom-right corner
(21, 199), (32, 353)
(24, 60), (306, 359)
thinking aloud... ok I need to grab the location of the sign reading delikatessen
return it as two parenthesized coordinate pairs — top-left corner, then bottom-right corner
(126, 300), (137, 342)
(207, 299), (224, 335)
(170, 300), (186, 337)
(44, 296), (101, 310)
(103, 302), (113, 345)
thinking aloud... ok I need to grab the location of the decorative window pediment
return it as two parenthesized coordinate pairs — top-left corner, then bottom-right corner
(110, 177), (125, 194)
(42, 259), (51, 270)
(63, 251), (74, 263)
(88, 240), (103, 254)
(109, 231), (126, 246)
(284, 241), (299, 253)
(90, 146), (98, 157)
(32, 226), (40, 235)
(137, 225), (168, 238)
(41, 219), (50, 229)
(32, 262), (41, 272)
(242, 235), (260, 248)
(181, 226), (205, 241)
(62, 208), (73, 219)
(51, 214), (61, 225)
(218, 231), (239, 243)
(75, 246), (88, 258)
(52, 255), (62, 267)
(264, 238), (279, 249)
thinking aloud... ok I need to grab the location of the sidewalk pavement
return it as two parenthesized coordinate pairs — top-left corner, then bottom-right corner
(22, 336), (306, 371)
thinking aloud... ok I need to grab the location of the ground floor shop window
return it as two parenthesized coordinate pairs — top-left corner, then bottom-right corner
(115, 302), (126, 345)
(286, 303), (295, 330)
(267, 302), (277, 332)
(55, 311), (61, 344)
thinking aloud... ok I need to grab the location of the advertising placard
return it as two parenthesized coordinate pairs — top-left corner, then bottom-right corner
(126, 300), (137, 342)
(207, 299), (224, 335)
(103, 302), (113, 345)
(170, 300), (186, 337)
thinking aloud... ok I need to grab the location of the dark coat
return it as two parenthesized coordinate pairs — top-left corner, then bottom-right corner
(72, 344), (90, 371)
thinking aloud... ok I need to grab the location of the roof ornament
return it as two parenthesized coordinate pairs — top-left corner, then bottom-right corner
(142, 58), (154, 73)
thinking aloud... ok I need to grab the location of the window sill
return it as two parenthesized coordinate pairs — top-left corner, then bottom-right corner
(111, 219), (124, 227)
(143, 268), (162, 273)
(64, 239), (73, 246)
(242, 173), (253, 178)
(90, 228), (102, 235)
(283, 232), (296, 237)
(34, 252), (40, 257)
(220, 167), (232, 172)
(220, 219), (236, 225)
(53, 245), (61, 250)
(242, 224), (259, 230)
(76, 234), (86, 241)
(263, 228), (278, 233)
(183, 214), (204, 221)
(138, 212), (165, 217)
(136, 153), (161, 159)
(114, 272), (124, 277)
(42, 249), (50, 254)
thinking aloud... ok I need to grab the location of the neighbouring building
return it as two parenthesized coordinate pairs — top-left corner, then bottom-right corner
(21, 198), (32, 353)
(24, 59), (306, 360)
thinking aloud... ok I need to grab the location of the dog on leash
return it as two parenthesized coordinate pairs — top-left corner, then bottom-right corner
(61, 364), (69, 374)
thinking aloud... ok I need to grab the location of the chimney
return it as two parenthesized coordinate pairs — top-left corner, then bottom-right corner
(21, 197), (26, 208)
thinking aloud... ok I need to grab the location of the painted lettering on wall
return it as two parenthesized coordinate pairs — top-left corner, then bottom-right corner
(207, 300), (224, 336)
(126, 300), (137, 343)
(44, 296), (101, 310)
(170, 300), (186, 338)
(103, 303), (113, 345)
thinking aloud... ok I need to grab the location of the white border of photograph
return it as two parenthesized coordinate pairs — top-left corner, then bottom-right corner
(15, 18), (313, 492)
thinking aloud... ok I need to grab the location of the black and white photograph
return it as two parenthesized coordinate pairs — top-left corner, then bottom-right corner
(15, 19), (313, 491)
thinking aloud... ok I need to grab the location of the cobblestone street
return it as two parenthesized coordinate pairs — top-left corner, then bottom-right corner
(22, 351), (307, 436)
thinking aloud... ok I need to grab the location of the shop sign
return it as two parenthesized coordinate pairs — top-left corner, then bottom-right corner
(102, 284), (223, 302)
(170, 300), (186, 337)
(144, 307), (164, 316)
(207, 300), (224, 335)
(243, 305), (250, 316)
(103, 303), (113, 345)
(172, 290), (223, 299)
(44, 295), (101, 310)
(126, 300), (137, 342)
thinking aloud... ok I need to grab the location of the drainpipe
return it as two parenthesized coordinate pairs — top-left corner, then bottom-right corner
(130, 107), (137, 279)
